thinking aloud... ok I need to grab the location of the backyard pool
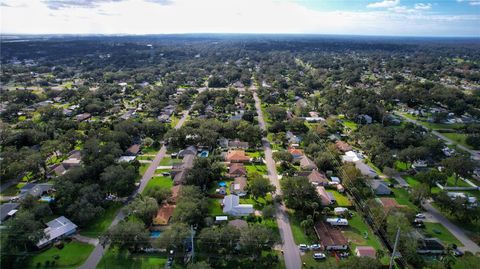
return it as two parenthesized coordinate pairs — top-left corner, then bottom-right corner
(150, 231), (162, 238)
(218, 182), (227, 187)
(198, 150), (209, 158)
(39, 196), (55, 203)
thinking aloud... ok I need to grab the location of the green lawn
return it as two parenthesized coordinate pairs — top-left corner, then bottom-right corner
(142, 176), (173, 194)
(159, 156), (182, 166)
(331, 190), (352, 207)
(98, 247), (171, 269)
(141, 146), (160, 155)
(139, 163), (150, 176)
(137, 155), (154, 161)
(404, 176), (421, 187)
(246, 151), (262, 158)
(288, 213), (316, 245)
(170, 115), (180, 128)
(240, 194), (273, 210)
(207, 198), (224, 216)
(1, 183), (20, 196)
(445, 176), (472, 188)
(394, 161), (410, 172)
(342, 120), (358, 131)
(245, 164), (267, 176)
(391, 188), (418, 210)
(27, 241), (94, 269)
(80, 202), (122, 237)
(423, 222), (463, 247)
(442, 133), (472, 149)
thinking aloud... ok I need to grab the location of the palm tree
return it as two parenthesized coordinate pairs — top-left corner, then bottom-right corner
(442, 246), (457, 269)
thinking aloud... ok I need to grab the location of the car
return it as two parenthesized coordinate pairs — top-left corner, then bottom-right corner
(309, 244), (321, 250)
(415, 213), (426, 219)
(313, 252), (326, 260)
(299, 244), (309, 251)
(452, 249), (464, 257)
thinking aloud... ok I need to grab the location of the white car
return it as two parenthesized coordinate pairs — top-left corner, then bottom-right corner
(299, 244), (309, 251)
(313, 252), (326, 260)
(415, 213), (426, 219)
(309, 244), (321, 250)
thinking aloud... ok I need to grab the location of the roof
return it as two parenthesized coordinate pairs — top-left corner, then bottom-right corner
(300, 155), (317, 170)
(356, 246), (376, 258)
(231, 177), (247, 193)
(22, 183), (54, 198)
(376, 197), (405, 212)
(0, 203), (19, 222)
(335, 141), (352, 152)
(369, 180), (391, 195)
(314, 221), (348, 247)
(37, 216), (77, 247)
(226, 150), (250, 162)
(228, 219), (248, 229)
(153, 204), (176, 225)
(308, 170), (329, 185)
(126, 144), (141, 155)
(228, 139), (249, 149)
(178, 146), (197, 157)
(288, 147), (303, 157)
(229, 163), (247, 176)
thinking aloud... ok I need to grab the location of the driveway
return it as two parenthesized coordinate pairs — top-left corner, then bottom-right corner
(79, 108), (191, 269)
(422, 201), (480, 253)
(253, 91), (301, 269)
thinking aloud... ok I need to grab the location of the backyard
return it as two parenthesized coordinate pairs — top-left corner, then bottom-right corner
(27, 240), (94, 269)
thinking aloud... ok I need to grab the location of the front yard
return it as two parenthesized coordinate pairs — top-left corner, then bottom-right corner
(423, 222), (463, 247)
(142, 176), (173, 194)
(27, 241), (94, 269)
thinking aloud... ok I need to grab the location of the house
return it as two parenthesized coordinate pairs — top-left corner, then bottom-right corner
(330, 177), (341, 184)
(227, 139), (249, 149)
(317, 186), (336, 205)
(75, 113), (91, 122)
(222, 195), (254, 216)
(417, 238), (445, 254)
(369, 180), (391, 195)
(326, 218), (349, 226)
(358, 114), (373, 124)
(288, 148), (304, 163)
(342, 151), (362, 162)
(299, 155), (318, 171)
(20, 183), (54, 199)
(230, 177), (247, 196)
(37, 216), (77, 248)
(286, 131), (301, 145)
(228, 163), (247, 178)
(335, 141), (352, 152)
(226, 150), (250, 163)
(355, 246), (376, 258)
(314, 221), (348, 250)
(0, 203), (19, 224)
(171, 154), (195, 185)
(153, 204), (176, 226)
(157, 114), (171, 123)
(125, 144), (141, 156)
(334, 207), (348, 216)
(447, 192), (477, 205)
(178, 146), (197, 159)
(412, 160), (428, 169)
(301, 170), (329, 186)
(228, 219), (248, 229)
(117, 156), (136, 163)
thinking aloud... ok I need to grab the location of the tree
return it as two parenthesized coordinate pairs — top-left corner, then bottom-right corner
(186, 261), (212, 269)
(300, 216), (314, 234)
(266, 105), (287, 121)
(262, 205), (276, 219)
(186, 158), (224, 189)
(272, 151), (293, 163)
(198, 225), (241, 258)
(466, 134), (480, 149)
(441, 156), (475, 186)
(106, 221), (150, 252)
(417, 169), (448, 191)
(126, 196), (158, 226)
(411, 183), (430, 205)
(442, 245), (457, 269)
(144, 186), (171, 204)
(281, 176), (319, 213)
(337, 256), (382, 269)
(248, 172), (276, 199)
(239, 224), (277, 257)
(100, 165), (137, 196)
(153, 223), (190, 254)
(172, 186), (208, 225)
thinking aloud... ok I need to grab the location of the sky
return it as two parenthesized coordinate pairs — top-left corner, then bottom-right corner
(1, 0), (479, 36)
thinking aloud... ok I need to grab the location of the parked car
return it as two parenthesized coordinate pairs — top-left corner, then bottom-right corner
(309, 244), (321, 250)
(313, 252), (326, 260)
(413, 219), (425, 228)
(299, 244), (309, 251)
(452, 249), (464, 257)
(415, 213), (426, 219)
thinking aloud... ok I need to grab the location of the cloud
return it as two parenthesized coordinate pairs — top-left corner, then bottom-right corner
(457, 0), (480, 6)
(367, 0), (400, 8)
(41, 0), (173, 9)
(414, 3), (432, 10)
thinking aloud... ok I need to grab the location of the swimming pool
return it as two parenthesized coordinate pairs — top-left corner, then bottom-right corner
(39, 196), (55, 203)
(150, 231), (162, 238)
(198, 150), (209, 157)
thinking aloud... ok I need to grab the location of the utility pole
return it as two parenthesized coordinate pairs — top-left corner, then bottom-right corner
(389, 227), (400, 269)
(190, 225), (195, 263)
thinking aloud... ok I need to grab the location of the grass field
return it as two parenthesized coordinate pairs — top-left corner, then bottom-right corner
(394, 161), (410, 172)
(98, 247), (172, 269)
(170, 115), (180, 128)
(27, 241), (94, 269)
(240, 194), (273, 210)
(288, 213), (316, 245)
(159, 156), (182, 166)
(423, 222), (463, 247)
(80, 202), (122, 237)
(139, 163), (149, 176)
(142, 176), (173, 194)
(207, 198), (224, 216)
(331, 190), (352, 207)
(442, 133), (472, 149)
(245, 164), (268, 176)
(342, 120), (358, 131)
(404, 176), (421, 187)
(391, 188), (418, 210)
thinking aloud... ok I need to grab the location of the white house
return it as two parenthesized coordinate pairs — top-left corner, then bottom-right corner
(334, 207), (349, 216)
(37, 216), (77, 248)
(222, 195), (254, 216)
(342, 151), (363, 162)
(326, 218), (349, 226)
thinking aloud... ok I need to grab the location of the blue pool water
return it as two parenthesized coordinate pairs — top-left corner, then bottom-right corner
(199, 150), (209, 157)
(218, 181), (227, 187)
(150, 231), (162, 238)
(39, 196), (54, 202)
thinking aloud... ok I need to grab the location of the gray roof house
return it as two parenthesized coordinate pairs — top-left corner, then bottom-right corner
(369, 180), (391, 195)
(20, 183), (54, 199)
(0, 203), (20, 224)
(222, 195), (254, 216)
(177, 146), (197, 159)
(172, 154), (195, 185)
(37, 216), (77, 248)
(300, 155), (318, 171)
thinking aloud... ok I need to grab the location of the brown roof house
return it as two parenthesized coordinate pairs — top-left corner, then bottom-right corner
(299, 155), (318, 171)
(296, 170), (329, 186)
(230, 176), (247, 196)
(317, 186), (336, 206)
(228, 163), (247, 178)
(355, 246), (376, 258)
(153, 204), (176, 226)
(335, 141), (352, 152)
(125, 144), (141, 156)
(288, 148), (304, 163)
(314, 221), (348, 250)
(226, 150), (250, 163)
(228, 139), (249, 149)
(171, 154), (195, 185)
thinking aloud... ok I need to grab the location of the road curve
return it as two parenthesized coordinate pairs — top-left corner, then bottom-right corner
(79, 109), (191, 269)
(253, 90), (302, 269)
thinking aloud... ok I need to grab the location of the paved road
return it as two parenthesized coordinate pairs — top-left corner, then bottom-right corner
(395, 112), (480, 161)
(79, 109), (191, 269)
(422, 201), (480, 253)
(253, 91), (301, 269)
